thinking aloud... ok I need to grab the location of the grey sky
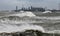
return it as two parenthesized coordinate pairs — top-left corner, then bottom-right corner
(0, 0), (59, 10)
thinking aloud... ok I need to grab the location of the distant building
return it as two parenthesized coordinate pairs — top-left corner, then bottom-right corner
(20, 6), (45, 12)
(13, 6), (45, 12)
(14, 6), (20, 12)
(30, 6), (45, 12)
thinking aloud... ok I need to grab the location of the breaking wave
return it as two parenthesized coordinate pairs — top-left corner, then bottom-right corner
(0, 23), (45, 33)
(8, 11), (36, 17)
(0, 11), (60, 34)
(0, 11), (45, 33)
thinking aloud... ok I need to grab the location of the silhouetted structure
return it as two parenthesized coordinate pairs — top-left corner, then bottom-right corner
(15, 6), (20, 12)
(14, 6), (45, 12)
(30, 6), (45, 12)
(20, 6), (45, 12)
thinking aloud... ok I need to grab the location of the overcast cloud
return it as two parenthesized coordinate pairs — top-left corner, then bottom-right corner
(0, 0), (59, 10)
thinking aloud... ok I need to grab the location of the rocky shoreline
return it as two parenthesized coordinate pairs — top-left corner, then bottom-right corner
(0, 30), (60, 36)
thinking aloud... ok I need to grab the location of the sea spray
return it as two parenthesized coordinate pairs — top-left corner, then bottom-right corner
(0, 11), (45, 33)
(7, 11), (36, 17)
(0, 22), (45, 33)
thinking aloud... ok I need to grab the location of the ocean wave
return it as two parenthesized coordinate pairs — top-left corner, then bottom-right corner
(0, 23), (45, 33)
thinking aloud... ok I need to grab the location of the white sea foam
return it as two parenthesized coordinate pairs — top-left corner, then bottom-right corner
(43, 11), (52, 13)
(0, 23), (45, 33)
(46, 30), (60, 34)
(0, 11), (60, 33)
(8, 11), (36, 17)
(0, 11), (45, 33)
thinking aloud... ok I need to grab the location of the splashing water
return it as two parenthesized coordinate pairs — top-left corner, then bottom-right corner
(0, 11), (45, 33)
(0, 21), (45, 33)
(8, 11), (36, 17)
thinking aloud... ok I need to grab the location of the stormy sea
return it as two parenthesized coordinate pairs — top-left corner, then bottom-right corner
(0, 11), (60, 36)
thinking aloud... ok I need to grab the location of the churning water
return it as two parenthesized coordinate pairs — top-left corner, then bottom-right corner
(0, 11), (60, 34)
(0, 11), (45, 33)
